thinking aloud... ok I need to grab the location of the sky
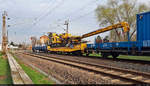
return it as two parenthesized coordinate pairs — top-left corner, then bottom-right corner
(0, 0), (149, 44)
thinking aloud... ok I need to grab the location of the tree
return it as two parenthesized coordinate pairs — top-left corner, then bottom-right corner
(95, 0), (149, 42)
(10, 41), (15, 46)
(30, 36), (37, 47)
(18, 44), (23, 48)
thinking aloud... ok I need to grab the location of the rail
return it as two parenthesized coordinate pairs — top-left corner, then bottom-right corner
(23, 52), (150, 84)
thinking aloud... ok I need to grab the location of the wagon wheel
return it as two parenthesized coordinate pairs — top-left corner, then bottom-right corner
(101, 53), (109, 58)
(112, 53), (119, 59)
(86, 53), (89, 56)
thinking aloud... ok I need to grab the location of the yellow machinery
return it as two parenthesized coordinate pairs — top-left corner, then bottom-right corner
(47, 22), (130, 55)
(81, 22), (130, 39)
(47, 32), (87, 55)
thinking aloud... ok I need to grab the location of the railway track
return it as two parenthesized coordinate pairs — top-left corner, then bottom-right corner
(85, 55), (150, 65)
(29, 52), (150, 73)
(20, 52), (150, 84)
(28, 51), (150, 65)
(24, 50), (150, 66)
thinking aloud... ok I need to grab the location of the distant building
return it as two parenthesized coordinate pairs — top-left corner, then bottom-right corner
(8, 45), (18, 49)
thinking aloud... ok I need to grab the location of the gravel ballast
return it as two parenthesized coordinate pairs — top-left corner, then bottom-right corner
(14, 53), (131, 84)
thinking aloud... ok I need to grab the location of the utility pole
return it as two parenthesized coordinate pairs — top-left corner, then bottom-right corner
(64, 20), (69, 34)
(2, 11), (8, 53)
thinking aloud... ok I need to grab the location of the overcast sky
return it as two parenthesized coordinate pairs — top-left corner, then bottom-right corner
(0, 0), (149, 44)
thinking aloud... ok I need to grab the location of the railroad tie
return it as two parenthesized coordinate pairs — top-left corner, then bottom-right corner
(102, 76), (110, 80)
(113, 72), (124, 75)
(24, 52), (150, 84)
(144, 79), (150, 83)
(131, 76), (143, 80)
(111, 79), (121, 83)
(120, 74), (132, 77)
(105, 70), (115, 73)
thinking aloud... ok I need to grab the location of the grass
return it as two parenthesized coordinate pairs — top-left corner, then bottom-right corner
(0, 52), (12, 84)
(12, 53), (55, 84)
(85, 53), (150, 61)
(19, 63), (54, 84)
(118, 55), (150, 61)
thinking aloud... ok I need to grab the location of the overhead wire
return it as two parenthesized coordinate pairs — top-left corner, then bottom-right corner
(7, 0), (54, 28)
(27, 0), (62, 29)
(18, 0), (56, 31)
(31, 0), (99, 31)
(51, 0), (100, 32)
(34, 0), (56, 20)
(32, 0), (65, 26)
(27, 0), (100, 35)
(69, 0), (101, 22)
(70, 10), (94, 22)
(58, 0), (99, 22)
(8, 19), (34, 27)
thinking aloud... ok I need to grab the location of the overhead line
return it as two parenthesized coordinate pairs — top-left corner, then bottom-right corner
(33, 0), (65, 26)
(35, 0), (56, 20)
(59, 0), (99, 22)
(69, 0), (101, 22)
(70, 10), (94, 22)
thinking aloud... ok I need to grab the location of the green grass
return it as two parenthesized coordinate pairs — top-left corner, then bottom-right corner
(85, 53), (150, 61)
(118, 55), (150, 61)
(20, 63), (54, 84)
(0, 52), (12, 84)
(12, 53), (55, 84)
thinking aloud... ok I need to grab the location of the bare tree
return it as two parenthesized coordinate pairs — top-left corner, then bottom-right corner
(30, 37), (37, 47)
(95, 0), (149, 42)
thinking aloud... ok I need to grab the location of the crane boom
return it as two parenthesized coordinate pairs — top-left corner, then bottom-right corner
(81, 22), (130, 39)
